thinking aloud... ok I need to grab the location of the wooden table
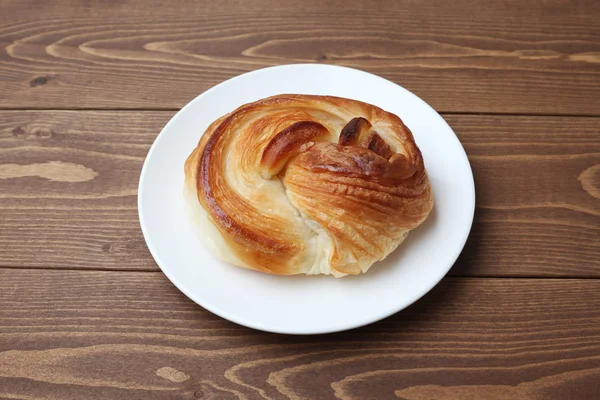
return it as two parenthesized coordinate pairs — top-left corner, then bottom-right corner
(1, 1), (599, 399)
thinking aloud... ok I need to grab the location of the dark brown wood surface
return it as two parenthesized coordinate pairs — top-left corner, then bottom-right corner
(0, 0), (599, 399)
(1, 0), (599, 114)
(1, 269), (599, 400)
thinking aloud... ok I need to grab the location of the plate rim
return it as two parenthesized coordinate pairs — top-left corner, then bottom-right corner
(138, 63), (476, 334)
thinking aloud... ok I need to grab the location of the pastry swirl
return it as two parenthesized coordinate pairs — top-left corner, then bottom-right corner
(184, 94), (433, 277)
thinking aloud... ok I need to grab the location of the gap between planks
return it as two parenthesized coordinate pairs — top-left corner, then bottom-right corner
(1, 108), (600, 119)
(0, 265), (599, 280)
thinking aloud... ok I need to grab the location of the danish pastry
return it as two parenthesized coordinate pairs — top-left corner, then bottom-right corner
(184, 95), (433, 277)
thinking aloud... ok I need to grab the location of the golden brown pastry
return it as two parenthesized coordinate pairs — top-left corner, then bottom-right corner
(184, 94), (433, 277)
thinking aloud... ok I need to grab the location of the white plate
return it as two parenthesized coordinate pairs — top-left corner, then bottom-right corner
(138, 64), (475, 334)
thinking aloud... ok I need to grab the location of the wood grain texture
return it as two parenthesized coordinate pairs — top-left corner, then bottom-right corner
(0, 111), (169, 270)
(1, 1), (598, 398)
(0, 111), (598, 276)
(446, 114), (600, 277)
(0, 269), (598, 399)
(0, 0), (599, 114)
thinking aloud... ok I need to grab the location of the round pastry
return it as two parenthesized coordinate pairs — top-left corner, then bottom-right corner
(184, 94), (433, 277)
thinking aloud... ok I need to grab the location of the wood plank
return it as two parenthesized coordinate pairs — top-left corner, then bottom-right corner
(446, 114), (600, 277)
(0, 111), (598, 276)
(0, 269), (599, 399)
(0, 110), (167, 270)
(0, 0), (599, 114)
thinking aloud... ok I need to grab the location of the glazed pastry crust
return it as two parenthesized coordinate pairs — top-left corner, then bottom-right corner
(184, 94), (433, 277)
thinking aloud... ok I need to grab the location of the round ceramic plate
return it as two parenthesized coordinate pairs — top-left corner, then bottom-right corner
(138, 64), (475, 334)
